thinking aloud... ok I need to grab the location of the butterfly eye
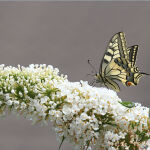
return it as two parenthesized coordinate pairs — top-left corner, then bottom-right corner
(95, 73), (98, 77)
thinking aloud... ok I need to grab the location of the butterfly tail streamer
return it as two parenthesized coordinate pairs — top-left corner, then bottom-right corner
(0, 64), (149, 150)
(141, 72), (150, 76)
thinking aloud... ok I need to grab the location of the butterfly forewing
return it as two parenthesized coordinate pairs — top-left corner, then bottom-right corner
(104, 77), (120, 92)
(100, 32), (128, 75)
(104, 59), (128, 85)
(117, 32), (128, 59)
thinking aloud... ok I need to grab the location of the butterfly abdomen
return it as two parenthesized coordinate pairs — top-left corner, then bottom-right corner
(95, 73), (105, 84)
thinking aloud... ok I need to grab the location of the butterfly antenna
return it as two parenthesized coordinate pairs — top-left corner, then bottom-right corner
(88, 59), (97, 74)
(86, 73), (95, 77)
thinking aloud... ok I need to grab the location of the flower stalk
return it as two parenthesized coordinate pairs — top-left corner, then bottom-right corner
(0, 64), (149, 150)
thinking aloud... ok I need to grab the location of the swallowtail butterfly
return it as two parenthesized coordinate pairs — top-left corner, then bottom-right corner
(88, 32), (150, 92)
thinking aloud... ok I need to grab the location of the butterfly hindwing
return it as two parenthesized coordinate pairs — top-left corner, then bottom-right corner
(127, 45), (138, 67)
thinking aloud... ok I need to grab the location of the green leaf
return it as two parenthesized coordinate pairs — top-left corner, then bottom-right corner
(119, 101), (135, 108)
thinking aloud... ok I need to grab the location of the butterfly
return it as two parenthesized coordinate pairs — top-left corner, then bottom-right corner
(88, 32), (150, 92)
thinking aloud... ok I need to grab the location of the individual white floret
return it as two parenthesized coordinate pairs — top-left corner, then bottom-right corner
(6, 100), (13, 106)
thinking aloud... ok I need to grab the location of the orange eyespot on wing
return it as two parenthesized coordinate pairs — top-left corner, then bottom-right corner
(126, 81), (133, 86)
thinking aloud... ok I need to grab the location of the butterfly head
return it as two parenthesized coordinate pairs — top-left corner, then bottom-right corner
(95, 73), (104, 84)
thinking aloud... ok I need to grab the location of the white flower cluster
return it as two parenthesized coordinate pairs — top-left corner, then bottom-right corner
(0, 64), (149, 150)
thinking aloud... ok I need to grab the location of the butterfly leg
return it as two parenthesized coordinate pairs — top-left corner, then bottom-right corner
(86, 73), (95, 77)
(92, 81), (97, 87)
